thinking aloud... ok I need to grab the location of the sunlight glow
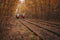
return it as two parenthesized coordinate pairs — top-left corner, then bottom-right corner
(16, 8), (18, 13)
(19, 0), (25, 3)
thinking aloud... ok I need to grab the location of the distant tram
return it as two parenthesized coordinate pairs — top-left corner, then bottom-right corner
(16, 14), (25, 19)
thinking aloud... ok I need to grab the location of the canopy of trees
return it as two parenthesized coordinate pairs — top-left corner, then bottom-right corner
(25, 0), (60, 21)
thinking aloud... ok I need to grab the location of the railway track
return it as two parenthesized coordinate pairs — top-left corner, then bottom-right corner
(23, 19), (60, 35)
(18, 19), (43, 40)
(18, 19), (60, 40)
(25, 19), (60, 29)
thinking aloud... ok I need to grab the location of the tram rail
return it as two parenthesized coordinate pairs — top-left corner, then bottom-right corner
(23, 19), (60, 36)
(18, 19), (60, 40)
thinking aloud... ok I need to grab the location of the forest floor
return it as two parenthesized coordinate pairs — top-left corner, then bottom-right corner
(0, 17), (40, 40)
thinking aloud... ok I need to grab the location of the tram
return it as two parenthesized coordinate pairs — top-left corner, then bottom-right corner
(16, 14), (25, 19)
